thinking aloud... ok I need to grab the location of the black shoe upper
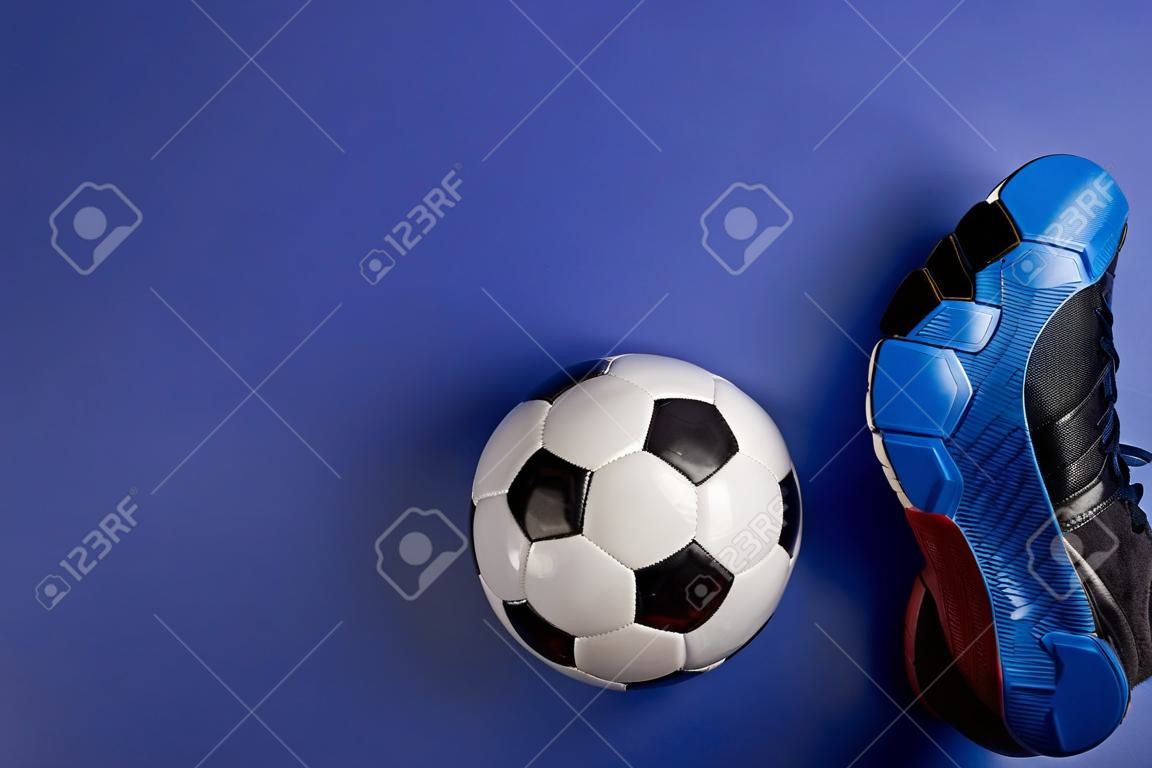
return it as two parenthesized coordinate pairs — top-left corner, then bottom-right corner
(1024, 255), (1152, 684)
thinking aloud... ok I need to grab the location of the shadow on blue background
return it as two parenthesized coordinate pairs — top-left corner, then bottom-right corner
(3, 1), (1151, 766)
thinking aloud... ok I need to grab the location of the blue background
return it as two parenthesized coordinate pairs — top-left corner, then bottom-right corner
(3, 1), (1151, 766)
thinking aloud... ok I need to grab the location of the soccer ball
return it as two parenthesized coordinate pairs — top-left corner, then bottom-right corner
(471, 354), (801, 689)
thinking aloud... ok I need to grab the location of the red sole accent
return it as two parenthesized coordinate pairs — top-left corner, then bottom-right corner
(904, 507), (1005, 717)
(903, 577), (936, 716)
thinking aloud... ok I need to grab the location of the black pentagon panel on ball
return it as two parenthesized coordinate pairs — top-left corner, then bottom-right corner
(776, 471), (801, 557)
(506, 449), (590, 540)
(526, 359), (612, 404)
(504, 600), (576, 667)
(644, 399), (739, 484)
(635, 542), (734, 633)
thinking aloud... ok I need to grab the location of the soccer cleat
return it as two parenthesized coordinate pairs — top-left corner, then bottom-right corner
(867, 155), (1151, 756)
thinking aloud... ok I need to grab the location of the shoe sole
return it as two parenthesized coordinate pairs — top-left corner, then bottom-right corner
(867, 155), (1130, 756)
(905, 569), (1031, 757)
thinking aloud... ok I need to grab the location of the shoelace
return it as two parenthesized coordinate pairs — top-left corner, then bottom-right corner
(1096, 302), (1151, 532)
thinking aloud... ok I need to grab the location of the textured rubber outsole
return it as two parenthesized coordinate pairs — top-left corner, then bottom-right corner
(905, 567), (1032, 757)
(868, 155), (1131, 756)
(904, 509), (1002, 714)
